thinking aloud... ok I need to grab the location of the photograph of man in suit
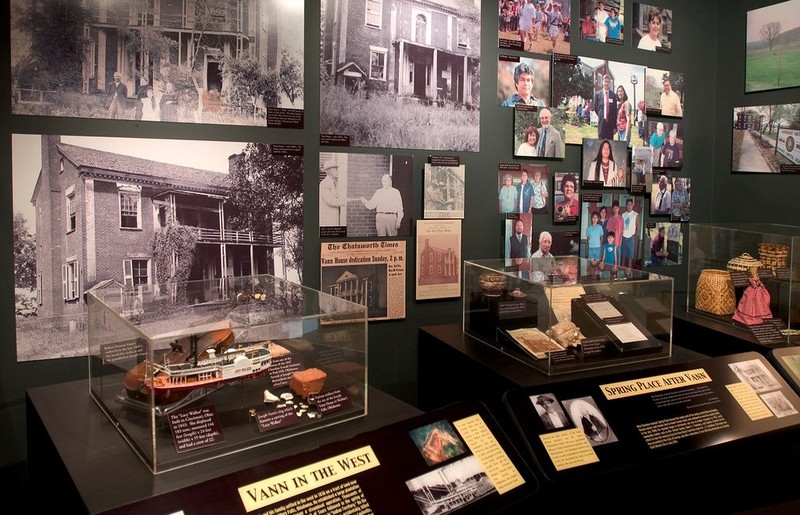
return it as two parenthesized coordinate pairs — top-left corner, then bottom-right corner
(510, 219), (531, 258)
(594, 74), (618, 139)
(535, 394), (570, 430)
(537, 108), (564, 158)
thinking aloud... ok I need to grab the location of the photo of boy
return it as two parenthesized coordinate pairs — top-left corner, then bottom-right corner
(602, 231), (617, 267)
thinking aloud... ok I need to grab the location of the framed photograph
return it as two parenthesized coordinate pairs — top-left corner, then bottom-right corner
(514, 105), (566, 158)
(630, 146), (652, 194)
(423, 161), (465, 219)
(643, 222), (683, 267)
(579, 0), (625, 46)
(320, 0), (481, 151)
(632, 3), (672, 53)
(320, 240), (406, 321)
(732, 104), (800, 173)
(564, 396), (618, 446)
(645, 68), (685, 118)
(642, 121), (683, 170)
(551, 55), (646, 147)
(498, 55), (551, 108)
(531, 394), (572, 431)
(670, 177), (691, 222)
(416, 220), (461, 300)
(553, 171), (580, 224)
(499, 0), (571, 55)
(746, 0), (800, 93)
(497, 164), (550, 215)
(318, 152), (413, 238)
(581, 138), (630, 188)
(12, 134), (304, 362)
(504, 213), (533, 259)
(579, 192), (643, 268)
(11, 0), (305, 128)
(650, 172), (672, 216)
(534, 230), (580, 257)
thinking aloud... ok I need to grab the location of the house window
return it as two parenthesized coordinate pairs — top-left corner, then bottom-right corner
(415, 14), (427, 43)
(123, 259), (150, 288)
(365, 0), (382, 28)
(62, 260), (80, 301)
(457, 20), (469, 48)
(369, 47), (387, 80)
(66, 191), (76, 233)
(119, 190), (141, 229)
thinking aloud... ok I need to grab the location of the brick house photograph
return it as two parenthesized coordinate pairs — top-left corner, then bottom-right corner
(11, 0), (304, 126)
(12, 134), (303, 361)
(320, 0), (481, 151)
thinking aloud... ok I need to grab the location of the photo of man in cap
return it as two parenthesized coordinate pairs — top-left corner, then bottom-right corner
(533, 393), (570, 430)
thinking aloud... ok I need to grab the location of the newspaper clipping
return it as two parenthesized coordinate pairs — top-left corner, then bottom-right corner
(320, 241), (406, 321)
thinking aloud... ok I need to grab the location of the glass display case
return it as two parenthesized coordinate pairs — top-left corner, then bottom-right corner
(463, 257), (673, 375)
(88, 274), (367, 474)
(687, 223), (800, 343)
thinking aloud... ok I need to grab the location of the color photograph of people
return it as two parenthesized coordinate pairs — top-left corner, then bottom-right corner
(513, 106), (566, 158)
(580, 193), (643, 269)
(497, 165), (550, 215)
(498, 0), (572, 55)
(642, 121), (683, 169)
(580, 1), (625, 45)
(645, 69), (685, 118)
(551, 56), (645, 147)
(553, 172), (580, 223)
(650, 173), (673, 216)
(581, 138), (629, 188)
(504, 213), (534, 259)
(644, 222), (682, 267)
(670, 177), (691, 221)
(633, 3), (673, 52)
(498, 58), (551, 107)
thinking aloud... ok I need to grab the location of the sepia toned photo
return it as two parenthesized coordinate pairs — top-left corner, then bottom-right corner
(632, 3), (672, 53)
(318, 152), (413, 238)
(11, 0), (304, 127)
(424, 163), (465, 219)
(320, 0), (481, 151)
(551, 55), (646, 147)
(746, 0), (800, 93)
(416, 220), (461, 300)
(12, 135), (303, 362)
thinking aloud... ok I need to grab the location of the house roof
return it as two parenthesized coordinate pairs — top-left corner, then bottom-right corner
(57, 143), (231, 194)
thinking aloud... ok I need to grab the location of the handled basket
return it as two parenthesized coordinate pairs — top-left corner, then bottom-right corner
(727, 253), (762, 275)
(695, 269), (736, 316)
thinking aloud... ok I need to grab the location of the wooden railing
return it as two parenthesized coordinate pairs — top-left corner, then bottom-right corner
(191, 226), (283, 246)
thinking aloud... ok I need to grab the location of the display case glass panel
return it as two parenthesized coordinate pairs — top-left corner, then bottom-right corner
(88, 275), (367, 474)
(463, 257), (673, 375)
(687, 223), (800, 343)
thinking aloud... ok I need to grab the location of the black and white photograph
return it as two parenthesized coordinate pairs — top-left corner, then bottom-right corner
(320, 263), (389, 321)
(643, 121), (684, 170)
(553, 171), (580, 224)
(564, 397), (617, 446)
(643, 222), (682, 267)
(581, 138), (630, 188)
(319, 152), (413, 238)
(498, 55), (551, 108)
(11, 0), (305, 127)
(416, 220), (461, 300)
(531, 393), (572, 431)
(644, 68), (684, 118)
(405, 455), (495, 515)
(423, 162), (465, 219)
(12, 134), (303, 362)
(579, 0), (624, 46)
(551, 55), (646, 147)
(498, 0), (571, 55)
(514, 105), (565, 158)
(409, 420), (467, 466)
(761, 391), (799, 418)
(632, 3), (672, 53)
(732, 104), (800, 173)
(729, 359), (781, 393)
(746, 0), (800, 93)
(320, 0), (481, 151)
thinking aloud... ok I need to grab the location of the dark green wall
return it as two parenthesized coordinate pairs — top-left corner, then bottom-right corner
(0, 0), (724, 481)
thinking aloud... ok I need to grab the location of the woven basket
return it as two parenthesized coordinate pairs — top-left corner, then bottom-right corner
(695, 269), (736, 316)
(758, 243), (789, 272)
(727, 253), (762, 275)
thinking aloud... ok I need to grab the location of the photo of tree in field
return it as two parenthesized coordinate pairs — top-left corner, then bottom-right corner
(320, 0), (481, 151)
(746, 0), (800, 93)
(12, 135), (303, 362)
(10, 0), (304, 127)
